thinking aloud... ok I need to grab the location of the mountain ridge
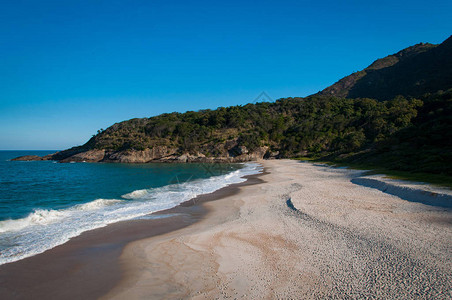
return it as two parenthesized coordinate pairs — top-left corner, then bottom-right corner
(317, 35), (452, 100)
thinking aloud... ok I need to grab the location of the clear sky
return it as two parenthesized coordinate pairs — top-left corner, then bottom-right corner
(0, 0), (451, 150)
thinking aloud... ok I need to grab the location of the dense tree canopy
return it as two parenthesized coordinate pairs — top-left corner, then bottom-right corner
(82, 89), (451, 175)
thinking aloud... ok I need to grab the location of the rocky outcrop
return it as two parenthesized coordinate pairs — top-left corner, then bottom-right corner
(11, 155), (47, 161)
(12, 145), (269, 164)
(152, 146), (269, 163)
(59, 149), (106, 163)
(103, 147), (177, 163)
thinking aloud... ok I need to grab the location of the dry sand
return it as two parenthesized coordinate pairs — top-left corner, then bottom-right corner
(104, 159), (451, 299)
(0, 174), (262, 300)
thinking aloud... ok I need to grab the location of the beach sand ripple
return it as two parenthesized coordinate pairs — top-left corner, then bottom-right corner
(105, 160), (452, 299)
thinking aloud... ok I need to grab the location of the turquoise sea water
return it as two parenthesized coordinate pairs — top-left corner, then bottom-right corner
(0, 151), (262, 264)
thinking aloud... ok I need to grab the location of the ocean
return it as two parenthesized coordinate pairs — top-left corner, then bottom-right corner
(0, 151), (262, 265)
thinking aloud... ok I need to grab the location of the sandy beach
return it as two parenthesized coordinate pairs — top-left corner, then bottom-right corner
(105, 159), (451, 299)
(0, 169), (264, 299)
(1, 159), (451, 299)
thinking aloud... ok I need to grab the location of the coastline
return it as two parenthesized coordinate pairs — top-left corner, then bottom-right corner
(0, 170), (265, 299)
(106, 159), (451, 299)
(1, 159), (451, 299)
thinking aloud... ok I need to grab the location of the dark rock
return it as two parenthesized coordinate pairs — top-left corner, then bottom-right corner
(11, 155), (46, 161)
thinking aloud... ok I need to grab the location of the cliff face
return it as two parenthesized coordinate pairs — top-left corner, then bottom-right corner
(318, 36), (452, 100)
(13, 144), (270, 163)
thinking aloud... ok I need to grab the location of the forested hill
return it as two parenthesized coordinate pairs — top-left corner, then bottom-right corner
(317, 35), (452, 101)
(14, 37), (452, 177)
(17, 89), (452, 176)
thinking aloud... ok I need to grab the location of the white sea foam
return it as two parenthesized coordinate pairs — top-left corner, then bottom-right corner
(75, 198), (123, 211)
(122, 189), (148, 199)
(0, 209), (68, 233)
(0, 162), (262, 265)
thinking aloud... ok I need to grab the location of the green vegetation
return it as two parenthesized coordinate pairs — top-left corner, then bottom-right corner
(334, 90), (452, 177)
(61, 36), (451, 185)
(80, 89), (451, 179)
(87, 94), (422, 155)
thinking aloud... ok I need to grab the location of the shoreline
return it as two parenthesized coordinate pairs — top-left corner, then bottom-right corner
(0, 170), (265, 299)
(105, 159), (451, 299)
(1, 159), (451, 298)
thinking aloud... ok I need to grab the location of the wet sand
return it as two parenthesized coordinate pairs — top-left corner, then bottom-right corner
(1, 159), (451, 299)
(105, 160), (451, 299)
(0, 173), (264, 300)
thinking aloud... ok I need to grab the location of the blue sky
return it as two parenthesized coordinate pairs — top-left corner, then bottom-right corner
(1, 0), (451, 150)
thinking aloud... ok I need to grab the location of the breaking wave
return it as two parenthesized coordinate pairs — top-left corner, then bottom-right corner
(0, 162), (262, 265)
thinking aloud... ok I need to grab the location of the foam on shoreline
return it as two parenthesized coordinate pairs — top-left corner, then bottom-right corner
(104, 160), (452, 299)
(0, 162), (263, 265)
